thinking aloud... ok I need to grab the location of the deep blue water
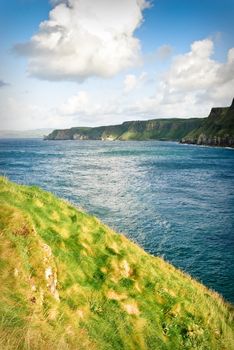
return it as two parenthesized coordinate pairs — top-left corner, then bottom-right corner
(0, 139), (234, 303)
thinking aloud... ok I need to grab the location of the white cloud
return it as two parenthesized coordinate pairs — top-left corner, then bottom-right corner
(134, 39), (234, 117)
(57, 90), (125, 121)
(59, 91), (89, 115)
(156, 44), (173, 60)
(162, 39), (218, 92)
(123, 72), (148, 93)
(44, 39), (234, 126)
(147, 44), (173, 62)
(15, 0), (149, 82)
(124, 74), (138, 93)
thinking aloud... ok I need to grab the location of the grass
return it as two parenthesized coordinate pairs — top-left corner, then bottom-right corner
(0, 176), (233, 349)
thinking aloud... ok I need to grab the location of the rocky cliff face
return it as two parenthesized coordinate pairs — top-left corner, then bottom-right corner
(181, 133), (234, 147)
(180, 99), (234, 147)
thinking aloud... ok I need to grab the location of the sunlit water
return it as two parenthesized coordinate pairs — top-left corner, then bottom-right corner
(0, 139), (233, 302)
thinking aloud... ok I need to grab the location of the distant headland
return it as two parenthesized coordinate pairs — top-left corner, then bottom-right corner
(45, 99), (234, 147)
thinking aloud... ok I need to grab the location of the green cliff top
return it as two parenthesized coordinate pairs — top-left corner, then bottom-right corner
(0, 177), (233, 349)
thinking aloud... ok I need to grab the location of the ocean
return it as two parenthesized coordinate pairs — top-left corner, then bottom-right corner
(0, 139), (233, 303)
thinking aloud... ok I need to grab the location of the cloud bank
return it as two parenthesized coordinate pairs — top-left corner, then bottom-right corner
(132, 39), (234, 117)
(4, 38), (234, 130)
(57, 39), (234, 122)
(15, 0), (149, 81)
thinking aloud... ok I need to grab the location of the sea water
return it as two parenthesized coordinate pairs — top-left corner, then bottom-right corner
(0, 139), (233, 302)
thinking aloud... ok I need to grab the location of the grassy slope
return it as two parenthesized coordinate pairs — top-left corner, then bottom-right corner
(118, 119), (203, 141)
(0, 177), (233, 350)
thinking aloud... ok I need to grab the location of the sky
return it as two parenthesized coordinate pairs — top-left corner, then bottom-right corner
(0, 0), (234, 130)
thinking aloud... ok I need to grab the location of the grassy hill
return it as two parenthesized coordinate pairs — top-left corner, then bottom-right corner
(0, 177), (233, 350)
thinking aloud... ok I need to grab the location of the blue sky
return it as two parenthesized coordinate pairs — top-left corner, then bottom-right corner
(139, 0), (234, 58)
(0, 0), (233, 130)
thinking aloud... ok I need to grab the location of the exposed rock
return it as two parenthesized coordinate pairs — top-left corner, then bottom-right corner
(123, 302), (140, 315)
(76, 309), (85, 319)
(42, 243), (60, 301)
(120, 260), (132, 278)
(180, 99), (234, 148)
(73, 134), (90, 140)
(14, 268), (19, 277)
(106, 290), (127, 301)
(44, 265), (59, 301)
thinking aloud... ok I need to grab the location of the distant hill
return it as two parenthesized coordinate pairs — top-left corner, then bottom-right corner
(45, 118), (203, 141)
(45, 99), (234, 147)
(0, 177), (233, 350)
(180, 99), (234, 147)
(0, 129), (53, 139)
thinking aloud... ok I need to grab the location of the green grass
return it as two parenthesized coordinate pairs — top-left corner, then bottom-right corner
(0, 176), (233, 349)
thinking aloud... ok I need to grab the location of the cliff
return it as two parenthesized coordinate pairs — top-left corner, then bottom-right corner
(180, 99), (234, 147)
(44, 99), (234, 147)
(0, 177), (233, 350)
(45, 118), (203, 141)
